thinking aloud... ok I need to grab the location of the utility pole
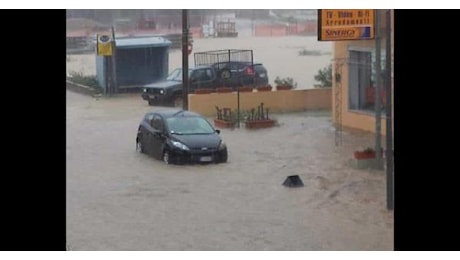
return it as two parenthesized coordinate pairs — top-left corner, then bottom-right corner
(252, 10), (254, 36)
(385, 9), (394, 210)
(374, 10), (383, 169)
(182, 9), (189, 110)
(104, 56), (109, 96)
(111, 26), (118, 94)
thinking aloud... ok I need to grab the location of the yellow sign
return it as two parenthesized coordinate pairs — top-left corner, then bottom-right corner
(97, 34), (113, 56)
(318, 9), (375, 41)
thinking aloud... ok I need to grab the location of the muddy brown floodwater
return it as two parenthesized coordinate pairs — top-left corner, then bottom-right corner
(66, 90), (393, 250)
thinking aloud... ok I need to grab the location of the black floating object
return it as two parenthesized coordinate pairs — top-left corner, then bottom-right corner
(283, 175), (304, 188)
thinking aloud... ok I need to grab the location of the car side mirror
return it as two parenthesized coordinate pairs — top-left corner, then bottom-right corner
(216, 129), (221, 134)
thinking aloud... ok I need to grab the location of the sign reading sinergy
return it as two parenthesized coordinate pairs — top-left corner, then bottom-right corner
(318, 10), (375, 41)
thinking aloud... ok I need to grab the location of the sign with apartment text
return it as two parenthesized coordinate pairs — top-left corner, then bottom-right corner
(318, 9), (375, 41)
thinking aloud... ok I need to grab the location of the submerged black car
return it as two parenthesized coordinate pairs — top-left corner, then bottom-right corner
(136, 109), (228, 164)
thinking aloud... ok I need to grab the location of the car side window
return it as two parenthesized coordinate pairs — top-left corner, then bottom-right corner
(144, 113), (154, 124)
(193, 69), (210, 81)
(151, 116), (164, 132)
(205, 69), (213, 80)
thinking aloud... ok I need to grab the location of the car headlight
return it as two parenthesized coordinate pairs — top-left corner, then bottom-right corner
(171, 140), (190, 151)
(160, 89), (164, 94)
(218, 141), (226, 150)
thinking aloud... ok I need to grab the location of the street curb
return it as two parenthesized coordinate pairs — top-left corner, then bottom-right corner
(66, 80), (100, 97)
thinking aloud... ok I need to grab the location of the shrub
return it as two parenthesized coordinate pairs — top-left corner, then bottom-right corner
(274, 76), (297, 88)
(314, 64), (332, 88)
(67, 71), (101, 91)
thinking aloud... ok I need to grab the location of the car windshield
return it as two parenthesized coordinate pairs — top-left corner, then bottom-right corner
(166, 116), (215, 135)
(166, 68), (193, 81)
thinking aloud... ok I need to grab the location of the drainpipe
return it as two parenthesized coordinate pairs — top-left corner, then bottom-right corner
(374, 10), (383, 169)
(385, 9), (394, 210)
(111, 26), (117, 94)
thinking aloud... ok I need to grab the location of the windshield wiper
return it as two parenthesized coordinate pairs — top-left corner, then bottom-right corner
(172, 110), (186, 116)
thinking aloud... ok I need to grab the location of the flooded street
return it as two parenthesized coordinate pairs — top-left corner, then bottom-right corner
(66, 90), (393, 250)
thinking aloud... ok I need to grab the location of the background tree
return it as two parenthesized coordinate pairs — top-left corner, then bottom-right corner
(314, 64), (332, 88)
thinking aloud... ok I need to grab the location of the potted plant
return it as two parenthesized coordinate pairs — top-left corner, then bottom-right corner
(353, 147), (384, 159)
(214, 106), (237, 128)
(238, 86), (254, 92)
(244, 102), (276, 129)
(274, 76), (297, 90)
(216, 87), (233, 93)
(256, 85), (273, 92)
(194, 88), (214, 94)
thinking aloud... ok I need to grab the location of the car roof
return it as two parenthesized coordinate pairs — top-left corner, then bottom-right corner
(151, 109), (203, 119)
(212, 61), (249, 66)
(193, 65), (211, 70)
(173, 65), (210, 70)
(211, 61), (264, 67)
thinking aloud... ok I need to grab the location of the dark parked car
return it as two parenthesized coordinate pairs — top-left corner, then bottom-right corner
(141, 62), (269, 107)
(136, 109), (228, 164)
(211, 61), (268, 87)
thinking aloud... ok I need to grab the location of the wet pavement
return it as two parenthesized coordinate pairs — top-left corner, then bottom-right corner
(66, 90), (393, 250)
